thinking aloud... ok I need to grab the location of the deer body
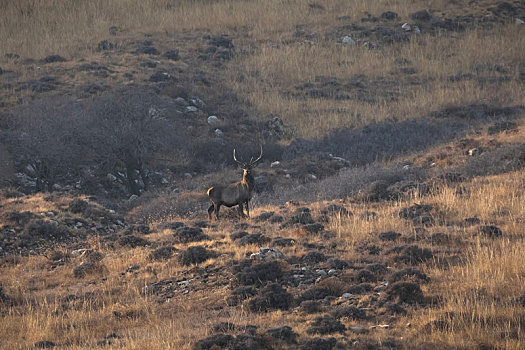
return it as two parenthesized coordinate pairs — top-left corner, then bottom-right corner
(207, 146), (262, 219)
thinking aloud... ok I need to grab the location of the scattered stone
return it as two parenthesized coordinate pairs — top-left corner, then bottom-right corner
(178, 246), (213, 266)
(173, 227), (208, 243)
(379, 231), (401, 241)
(342, 35), (356, 45)
(478, 225), (502, 237)
(266, 326), (298, 344)
(307, 315), (346, 335)
(207, 115), (220, 126)
(249, 283), (292, 312)
(250, 247), (286, 260)
(385, 281), (424, 304)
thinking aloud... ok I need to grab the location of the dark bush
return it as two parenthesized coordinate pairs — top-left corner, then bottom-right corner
(249, 283), (292, 312)
(68, 199), (90, 213)
(178, 246), (213, 266)
(25, 219), (71, 241)
(235, 260), (283, 286)
(306, 315), (346, 335)
(173, 227), (208, 243)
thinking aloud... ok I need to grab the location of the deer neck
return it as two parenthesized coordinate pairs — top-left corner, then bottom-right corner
(242, 170), (255, 191)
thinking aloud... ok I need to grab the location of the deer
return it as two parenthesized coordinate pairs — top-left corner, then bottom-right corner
(207, 145), (263, 220)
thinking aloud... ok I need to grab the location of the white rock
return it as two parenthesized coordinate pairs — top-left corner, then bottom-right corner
(341, 292), (352, 298)
(109, 209), (116, 214)
(328, 269), (337, 274)
(270, 161), (281, 168)
(308, 174), (317, 180)
(46, 211), (55, 216)
(214, 128), (224, 137)
(207, 115), (220, 125)
(190, 97), (205, 108)
(301, 267), (307, 271)
(250, 247), (286, 260)
(342, 35), (356, 45)
(128, 194), (138, 202)
(401, 23), (411, 31)
(184, 172), (193, 179)
(185, 106), (198, 113)
(414, 25), (421, 34)
(317, 269), (327, 276)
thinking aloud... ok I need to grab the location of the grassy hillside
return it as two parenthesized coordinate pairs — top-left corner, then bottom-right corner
(0, 0), (524, 349)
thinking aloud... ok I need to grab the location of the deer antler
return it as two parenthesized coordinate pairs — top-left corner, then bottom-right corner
(233, 149), (244, 165)
(249, 145), (263, 166)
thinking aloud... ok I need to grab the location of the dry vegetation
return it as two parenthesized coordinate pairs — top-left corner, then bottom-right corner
(1, 0), (525, 349)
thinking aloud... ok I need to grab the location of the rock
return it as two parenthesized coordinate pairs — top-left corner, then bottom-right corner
(178, 246), (213, 266)
(214, 129), (223, 137)
(164, 50), (179, 60)
(478, 225), (502, 237)
(250, 247), (286, 260)
(266, 326), (298, 344)
(385, 281), (424, 304)
(249, 283), (292, 312)
(299, 337), (337, 350)
(307, 315), (346, 335)
(342, 35), (356, 45)
(173, 227), (208, 243)
(401, 23), (412, 31)
(381, 11), (398, 20)
(207, 115), (220, 126)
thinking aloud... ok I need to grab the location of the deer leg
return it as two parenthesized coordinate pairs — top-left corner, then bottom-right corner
(214, 203), (221, 219)
(237, 203), (245, 218)
(208, 204), (215, 220)
(245, 200), (250, 218)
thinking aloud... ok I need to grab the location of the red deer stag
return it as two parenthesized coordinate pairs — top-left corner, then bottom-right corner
(207, 146), (263, 219)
